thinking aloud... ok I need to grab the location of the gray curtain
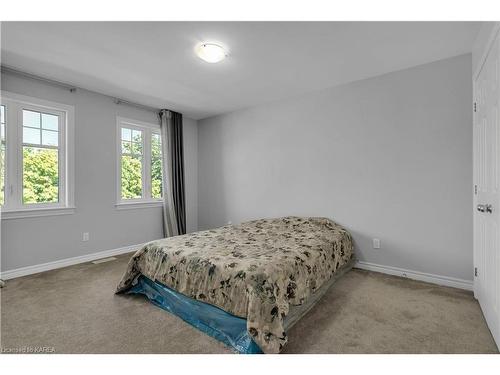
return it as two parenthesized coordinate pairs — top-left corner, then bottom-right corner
(159, 109), (186, 237)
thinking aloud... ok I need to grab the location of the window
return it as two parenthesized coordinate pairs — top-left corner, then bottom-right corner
(117, 117), (162, 208)
(121, 127), (143, 199)
(151, 133), (163, 199)
(1, 105), (5, 206)
(22, 110), (60, 204)
(0, 91), (75, 219)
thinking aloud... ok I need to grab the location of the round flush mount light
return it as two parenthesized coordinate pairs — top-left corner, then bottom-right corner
(195, 43), (227, 63)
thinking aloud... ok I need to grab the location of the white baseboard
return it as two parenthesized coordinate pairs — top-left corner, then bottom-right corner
(0, 243), (144, 280)
(1, 248), (475, 292)
(354, 261), (473, 291)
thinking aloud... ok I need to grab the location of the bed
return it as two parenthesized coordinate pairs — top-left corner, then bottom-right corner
(116, 216), (354, 353)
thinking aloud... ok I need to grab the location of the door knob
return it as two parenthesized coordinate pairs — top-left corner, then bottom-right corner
(477, 204), (486, 212)
(485, 204), (493, 213)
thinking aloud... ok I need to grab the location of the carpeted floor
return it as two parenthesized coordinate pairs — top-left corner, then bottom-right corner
(1, 253), (497, 354)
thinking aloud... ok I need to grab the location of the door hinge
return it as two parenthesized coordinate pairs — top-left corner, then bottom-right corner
(474, 267), (478, 277)
(474, 185), (478, 195)
(474, 102), (477, 112)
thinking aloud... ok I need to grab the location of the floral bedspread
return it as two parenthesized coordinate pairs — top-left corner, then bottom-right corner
(116, 216), (354, 353)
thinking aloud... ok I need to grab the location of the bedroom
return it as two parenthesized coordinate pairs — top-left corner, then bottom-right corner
(1, 1), (499, 373)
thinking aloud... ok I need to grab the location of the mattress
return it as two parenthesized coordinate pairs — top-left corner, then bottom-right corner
(284, 257), (355, 330)
(116, 216), (354, 353)
(126, 259), (355, 353)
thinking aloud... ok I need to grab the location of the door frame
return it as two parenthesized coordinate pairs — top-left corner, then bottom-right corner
(472, 25), (500, 349)
(473, 24), (500, 300)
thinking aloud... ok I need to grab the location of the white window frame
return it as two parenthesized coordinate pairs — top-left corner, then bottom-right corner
(0, 91), (75, 219)
(116, 117), (162, 210)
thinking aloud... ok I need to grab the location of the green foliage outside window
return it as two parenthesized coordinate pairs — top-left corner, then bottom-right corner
(121, 131), (143, 199)
(120, 131), (162, 200)
(23, 147), (59, 204)
(0, 148), (4, 206)
(7, 127), (163, 206)
(0, 105), (4, 205)
(121, 154), (143, 199)
(2, 148), (60, 205)
(0, 146), (4, 206)
(151, 134), (162, 199)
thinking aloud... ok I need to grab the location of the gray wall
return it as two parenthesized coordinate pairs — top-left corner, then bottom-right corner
(198, 54), (473, 281)
(1, 73), (198, 271)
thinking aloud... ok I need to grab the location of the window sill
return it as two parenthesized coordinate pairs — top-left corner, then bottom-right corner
(115, 200), (163, 210)
(1, 206), (76, 220)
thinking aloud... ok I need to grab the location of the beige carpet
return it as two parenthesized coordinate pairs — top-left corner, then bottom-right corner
(1, 253), (497, 354)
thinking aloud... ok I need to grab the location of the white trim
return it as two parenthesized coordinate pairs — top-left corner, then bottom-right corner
(116, 116), (162, 206)
(0, 91), (75, 114)
(117, 116), (159, 130)
(0, 91), (75, 216)
(0, 242), (146, 280)
(355, 261), (473, 291)
(115, 200), (162, 210)
(0, 250), (476, 290)
(1, 206), (75, 219)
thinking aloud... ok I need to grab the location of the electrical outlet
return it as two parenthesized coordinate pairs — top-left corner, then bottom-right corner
(82, 232), (89, 242)
(372, 238), (381, 249)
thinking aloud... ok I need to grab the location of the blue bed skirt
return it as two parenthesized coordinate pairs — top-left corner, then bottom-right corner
(126, 275), (263, 354)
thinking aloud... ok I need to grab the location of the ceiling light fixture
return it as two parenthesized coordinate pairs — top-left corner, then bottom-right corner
(195, 43), (227, 63)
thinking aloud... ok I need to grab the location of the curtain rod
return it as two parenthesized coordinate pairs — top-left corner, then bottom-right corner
(113, 98), (160, 113)
(1, 65), (161, 114)
(1, 65), (77, 92)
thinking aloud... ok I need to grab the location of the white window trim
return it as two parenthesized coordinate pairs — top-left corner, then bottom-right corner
(115, 116), (162, 209)
(0, 91), (75, 220)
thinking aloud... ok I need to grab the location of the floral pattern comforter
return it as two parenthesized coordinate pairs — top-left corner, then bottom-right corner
(116, 216), (354, 353)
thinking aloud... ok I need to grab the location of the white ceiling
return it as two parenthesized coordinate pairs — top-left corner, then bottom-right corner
(1, 22), (482, 120)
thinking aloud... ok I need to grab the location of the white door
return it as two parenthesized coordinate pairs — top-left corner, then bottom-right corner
(474, 31), (500, 348)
